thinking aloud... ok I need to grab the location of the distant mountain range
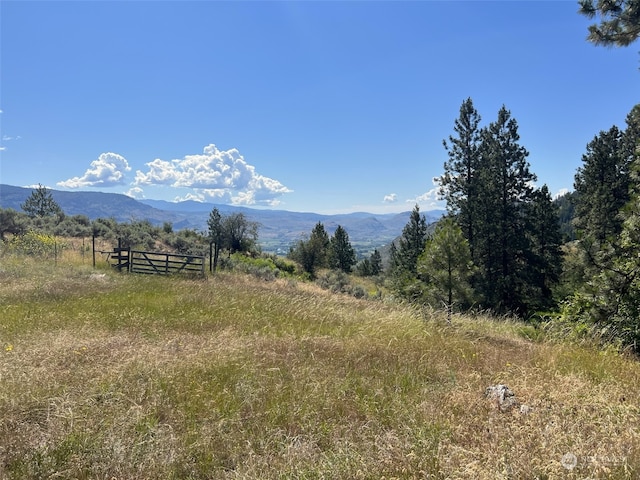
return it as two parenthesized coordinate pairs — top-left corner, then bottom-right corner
(0, 184), (444, 254)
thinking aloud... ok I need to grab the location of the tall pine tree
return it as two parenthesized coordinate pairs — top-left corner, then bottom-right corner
(574, 125), (629, 246)
(475, 106), (537, 313)
(440, 98), (482, 259)
(561, 104), (640, 350)
(439, 100), (559, 316)
(526, 185), (563, 311)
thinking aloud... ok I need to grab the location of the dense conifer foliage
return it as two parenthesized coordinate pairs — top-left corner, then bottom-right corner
(21, 183), (63, 218)
(416, 217), (475, 320)
(436, 100), (562, 316)
(579, 0), (640, 47)
(560, 103), (640, 350)
(328, 225), (356, 273)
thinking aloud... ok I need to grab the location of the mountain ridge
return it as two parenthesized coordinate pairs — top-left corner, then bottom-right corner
(0, 184), (444, 254)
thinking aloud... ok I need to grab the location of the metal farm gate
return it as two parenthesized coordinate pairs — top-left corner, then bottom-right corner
(107, 245), (205, 276)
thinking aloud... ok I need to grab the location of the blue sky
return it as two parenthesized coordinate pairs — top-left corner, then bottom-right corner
(1, 1), (638, 214)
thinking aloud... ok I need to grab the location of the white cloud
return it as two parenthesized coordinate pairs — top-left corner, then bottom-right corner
(383, 193), (397, 203)
(1, 133), (22, 151)
(174, 192), (205, 202)
(407, 178), (445, 210)
(134, 144), (292, 206)
(58, 152), (131, 188)
(554, 187), (570, 199)
(125, 186), (145, 199)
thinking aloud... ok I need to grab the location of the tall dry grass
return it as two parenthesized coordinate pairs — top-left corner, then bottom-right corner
(1, 254), (640, 478)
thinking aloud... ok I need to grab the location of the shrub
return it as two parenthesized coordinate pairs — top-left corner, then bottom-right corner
(316, 270), (368, 299)
(6, 231), (63, 258)
(223, 253), (300, 280)
(352, 284), (367, 299)
(273, 256), (297, 275)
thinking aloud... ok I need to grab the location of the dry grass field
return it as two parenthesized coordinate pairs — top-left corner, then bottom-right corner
(1, 253), (640, 479)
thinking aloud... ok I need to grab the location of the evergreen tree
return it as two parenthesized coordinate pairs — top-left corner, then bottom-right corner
(623, 104), (640, 164)
(526, 185), (563, 311)
(573, 125), (630, 293)
(329, 225), (356, 273)
(369, 249), (383, 276)
(355, 258), (372, 277)
(573, 126), (629, 245)
(288, 222), (330, 277)
(355, 250), (382, 277)
(394, 205), (428, 276)
(417, 217), (475, 321)
(388, 205), (429, 300)
(439, 98), (482, 259)
(578, 0), (640, 47)
(388, 241), (399, 273)
(439, 100), (561, 315)
(560, 104), (640, 349)
(562, 158), (640, 351)
(554, 191), (578, 242)
(309, 222), (330, 267)
(474, 106), (536, 314)
(21, 184), (63, 218)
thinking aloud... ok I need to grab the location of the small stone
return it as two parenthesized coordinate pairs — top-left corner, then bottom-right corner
(485, 384), (519, 412)
(519, 404), (532, 415)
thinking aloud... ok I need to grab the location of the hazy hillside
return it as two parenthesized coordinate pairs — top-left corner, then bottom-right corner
(0, 184), (444, 254)
(0, 184), (183, 226)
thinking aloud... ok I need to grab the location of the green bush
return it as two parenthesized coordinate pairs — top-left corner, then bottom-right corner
(273, 256), (296, 275)
(224, 253), (300, 280)
(316, 270), (369, 299)
(6, 231), (63, 258)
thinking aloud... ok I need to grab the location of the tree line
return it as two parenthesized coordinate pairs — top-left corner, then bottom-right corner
(286, 222), (382, 279)
(383, 98), (640, 351)
(382, 0), (640, 345)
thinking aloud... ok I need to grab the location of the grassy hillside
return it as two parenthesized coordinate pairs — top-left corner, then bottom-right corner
(1, 255), (640, 478)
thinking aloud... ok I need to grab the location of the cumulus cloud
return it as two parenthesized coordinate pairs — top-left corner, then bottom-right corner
(134, 144), (292, 206)
(554, 188), (570, 199)
(383, 193), (398, 203)
(174, 192), (206, 202)
(407, 178), (445, 210)
(58, 152), (131, 188)
(125, 186), (145, 199)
